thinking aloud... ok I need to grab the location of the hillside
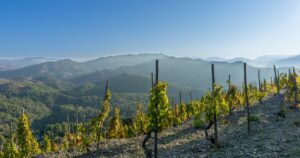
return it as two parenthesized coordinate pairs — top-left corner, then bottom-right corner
(0, 54), (292, 86)
(0, 54), (167, 79)
(273, 55), (300, 67)
(118, 57), (290, 89)
(36, 93), (300, 158)
(0, 59), (84, 78)
(80, 54), (168, 73)
(0, 57), (58, 71)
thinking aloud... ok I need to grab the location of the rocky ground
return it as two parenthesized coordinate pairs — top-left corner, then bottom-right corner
(39, 94), (300, 158)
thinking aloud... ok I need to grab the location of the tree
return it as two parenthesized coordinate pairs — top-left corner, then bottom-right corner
(43, 135), (51, 153)
(107, 107), (125, 139)
(202, 84), (229, 146)
(226, 83), (242, 113)
(1, 138), (19, 158)
(147, 82), (172, 132)
(172, 104), (181, 126)
(203, 85), (229, 123)
(133, 103), (147, 135)
(16, 112), (41, 157)
(89, 81), (111, 146)
(179, 103), (188, 122)
(61, 135), (69, 151)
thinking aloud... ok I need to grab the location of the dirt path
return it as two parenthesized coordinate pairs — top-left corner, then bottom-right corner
(40, 94), (300, 158)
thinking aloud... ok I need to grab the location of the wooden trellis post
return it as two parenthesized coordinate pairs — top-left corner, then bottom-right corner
(244, 63), (250, 135)
(258, 70), (261, 91)
(273, 65), (279, 95)
(154, 59), (159, 158)
(258, 70), (262, 104)
(171, 97), (174, 107)
(179, 91), (182, 104)
(293, 67), (298, 105)
(274, 65), (286, 117)
(211, 64), (218, 148)
(151, 72), (154, 87)
(76, 104), (79, 129)
(67, 113), (70, 133)
(228, 74), (231, 89)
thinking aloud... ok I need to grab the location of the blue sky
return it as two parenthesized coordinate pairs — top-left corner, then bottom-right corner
(0, 0), (300, 59)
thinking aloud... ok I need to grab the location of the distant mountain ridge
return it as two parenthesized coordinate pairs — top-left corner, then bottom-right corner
(0, 54), (167, 78)
(272, 55), (300, 67)
(0, 53), (295, 93)
(0, 57), (58, 71)
(202, 55), (295, 67)
(0, 54), (298, 72)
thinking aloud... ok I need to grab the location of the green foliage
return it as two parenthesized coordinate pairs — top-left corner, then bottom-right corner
(246, 83), (260, 105)
(179, 103), (188, 122)
(279, 73), (288, 89)
(203, 84), (229, 122)
(172, 104), (181, 126)
(249, 115), (260, 123)
(107, 108), (125, 139)
(132, 103), (147, 135)
(147, 82), (172, 132)
(186, 100), (200, 117)
(0, 94), (50, 137)
(73, 123), (88, 151)
(123, 125), (135, 138)
(285, 71), (298, 103)
(1, 138), (19, 158)
(43, 135), (51, 153)
(89, 88), (111, 142)
(226, 84), (242, 111)
(17, 113), (41, 157)
(61, 134), (69, 151)
(192, 116), (205, 129)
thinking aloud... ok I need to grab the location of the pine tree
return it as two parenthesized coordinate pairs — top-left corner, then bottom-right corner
(43, 135), (51, 153)
(107, 107), (125, 139)
(16, 112), (41, 157)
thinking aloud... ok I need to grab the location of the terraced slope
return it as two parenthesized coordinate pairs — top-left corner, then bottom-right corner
(37, 94), (300, 158)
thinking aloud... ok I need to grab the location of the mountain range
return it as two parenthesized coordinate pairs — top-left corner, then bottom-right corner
(0, 57), (58, 71)
(0, 54), (295, 95)
(204, 55), (295, 67)
(0, 54), (298, 73)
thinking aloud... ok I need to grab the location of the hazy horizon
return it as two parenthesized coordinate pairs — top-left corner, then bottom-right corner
(0, 53), (296, 62)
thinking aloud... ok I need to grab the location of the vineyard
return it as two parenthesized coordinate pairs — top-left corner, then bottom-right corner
(0, 60), (299, 158)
